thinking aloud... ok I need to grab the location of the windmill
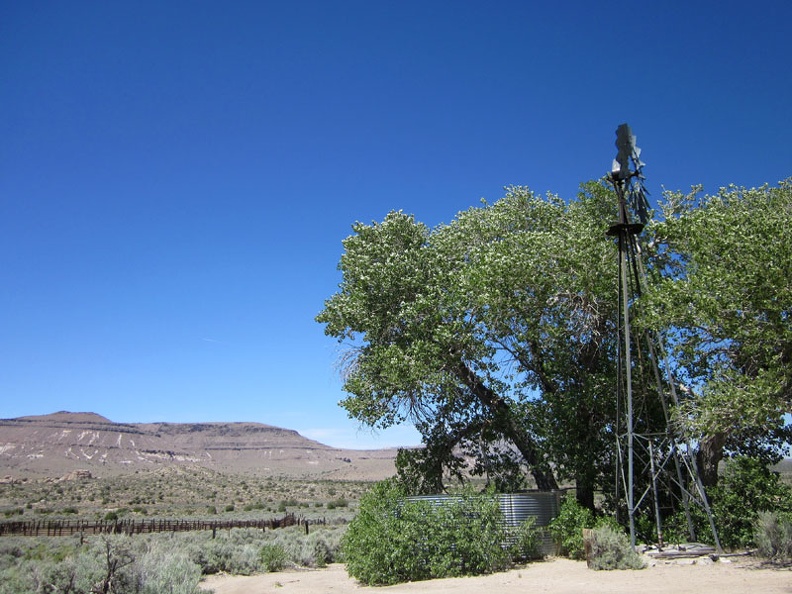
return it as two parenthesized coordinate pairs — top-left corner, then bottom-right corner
(605, 124), (721, 550)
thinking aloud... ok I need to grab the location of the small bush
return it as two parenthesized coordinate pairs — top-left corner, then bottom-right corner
(326, 498), (348, 510)
(587, 525), (645, 570)
(755, 511), (792, 561)
(505, 517), (542, 561)
(548, 494), (594, 559)
(260, 544), (288, 572)
(138, 540), (202, 594)
(713, 457), (792, 548)
(342, 480), (511, 586)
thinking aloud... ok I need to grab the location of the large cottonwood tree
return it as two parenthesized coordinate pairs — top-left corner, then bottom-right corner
(317, 179), (791, 506)
(641, 180), (792, 484)
(317, 184), (640, 506)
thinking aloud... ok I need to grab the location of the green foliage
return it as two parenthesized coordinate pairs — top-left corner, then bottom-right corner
(505, 517), (542, 561)
(325, 497), (349, 510)
(548, 494), (595, 559)
(663, 457), (792, 549)
(260, 543), (288, 572)
(587, 525), (645, 570)
(317, 187), (627, 497)
(754, 511), (792, 561)
(644, 181), (792, 465)
(712, 457), (792, 548)
(318, 179), (792, 506)
(342, 480), (513, 585)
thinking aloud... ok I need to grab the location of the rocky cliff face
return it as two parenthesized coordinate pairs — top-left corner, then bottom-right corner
(0, 411), (397, 480)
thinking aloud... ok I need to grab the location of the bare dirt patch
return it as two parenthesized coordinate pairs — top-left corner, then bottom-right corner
(202, 558), (792, 594)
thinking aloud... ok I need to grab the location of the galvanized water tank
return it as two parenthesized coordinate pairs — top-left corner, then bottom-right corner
(405, 491), (561, 555)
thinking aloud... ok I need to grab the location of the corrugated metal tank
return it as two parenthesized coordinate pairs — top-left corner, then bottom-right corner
(406, 491), (561, 555)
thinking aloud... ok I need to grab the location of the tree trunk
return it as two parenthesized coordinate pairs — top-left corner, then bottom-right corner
(575, 473), (595, 511)
(455, 360), (559, 491)
(696, 432), (726, 487)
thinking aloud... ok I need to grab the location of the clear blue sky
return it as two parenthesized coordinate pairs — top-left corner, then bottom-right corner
(1, 1), (789, 449)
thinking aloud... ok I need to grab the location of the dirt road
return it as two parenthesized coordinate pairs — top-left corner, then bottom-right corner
(201, 557), (791, 594)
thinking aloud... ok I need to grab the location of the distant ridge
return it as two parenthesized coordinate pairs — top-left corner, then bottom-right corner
(14, 411), (114, 424)
(0, 411), (397, 481)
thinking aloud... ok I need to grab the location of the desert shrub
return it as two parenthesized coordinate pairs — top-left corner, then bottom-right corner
(587, 525), (645, 570)
(505, 517), (542, 561)
(342, 480), (511, 586)
(0, 535), (207, 594)
(267, 525), (345, 568)
(260, 543), (288, 571)
(548, 494), (595, 559)
(326, 498), (348, 510)
(0, 527), (346, 588)
(186, 537), (235, 574)
(754, 511), (792, 561)
(137, 540), (202, 594)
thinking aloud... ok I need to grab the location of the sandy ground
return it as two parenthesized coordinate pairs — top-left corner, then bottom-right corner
(201, 557), (792, 594)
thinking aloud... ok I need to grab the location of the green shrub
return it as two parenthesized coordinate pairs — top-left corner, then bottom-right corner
(754, 511), (792, 561)
(665, 457), (792, 549)
(505, 517), (542, 561)
(712, 457), (792, 548)
(342, 480), (511, 586)
(327, 498), (348, 510)
(548, 494), (595, 559)
(260, 543), (288, 572)
(587, 525), (645, 570)
(259, 544), (288, 572)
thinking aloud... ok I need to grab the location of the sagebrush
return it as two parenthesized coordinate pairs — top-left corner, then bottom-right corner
(0, 525), (345, 593)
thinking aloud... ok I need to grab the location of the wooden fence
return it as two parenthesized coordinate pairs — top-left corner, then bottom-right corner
(0, 513), (324, 538)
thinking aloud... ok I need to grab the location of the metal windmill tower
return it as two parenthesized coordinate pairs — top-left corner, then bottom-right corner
(605, 124), (721, 550)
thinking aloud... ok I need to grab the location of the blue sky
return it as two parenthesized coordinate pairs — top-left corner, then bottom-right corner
(1, 1), (790, 449)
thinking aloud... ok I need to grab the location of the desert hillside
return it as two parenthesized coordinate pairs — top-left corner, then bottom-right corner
(0, 411), (398, 481)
